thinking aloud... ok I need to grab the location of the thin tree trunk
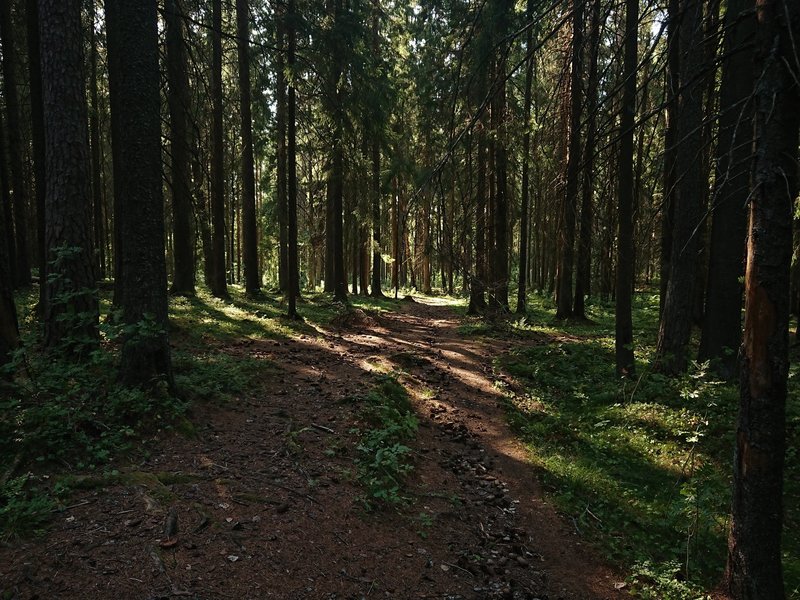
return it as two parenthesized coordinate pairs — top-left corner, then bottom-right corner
(276, 18), (288, 293)
(210, 0), (228, 297)
(615, 0), (637, 377)
(165, 0), (196, 296)
(286, 0), (299, 319)
(574, 0), (601, 319)
(236, 0), (259, 295)
(555, 0), (584, 319)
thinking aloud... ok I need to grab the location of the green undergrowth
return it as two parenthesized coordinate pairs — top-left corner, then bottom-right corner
(351, 374), (418, 509)
(1, 283), (427, 538)
(488, 292), (799, 599)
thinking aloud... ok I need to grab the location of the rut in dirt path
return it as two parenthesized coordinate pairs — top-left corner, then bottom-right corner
(331, 299), (625, 600)
(0, 298), (625, 600)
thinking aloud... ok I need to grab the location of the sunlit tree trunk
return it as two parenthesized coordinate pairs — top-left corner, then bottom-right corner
(725, 0), (798, 595)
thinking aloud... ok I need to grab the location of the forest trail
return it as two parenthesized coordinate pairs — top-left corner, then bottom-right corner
(1, 299), (624, 600)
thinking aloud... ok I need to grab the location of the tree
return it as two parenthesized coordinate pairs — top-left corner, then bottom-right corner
(725, 0), (799, 595)
(39, 0), (99, 354)
(615, 0), (636, 377)
(105, 0), (173, 388)
(0, 198), (18, 376)
(573, 0), (601, 319)
(0, 0), (31, 286)
(210, 0), (228, 298)
(656, 0), (704, 374)
(286, 0), (300, 319)
(165, 0), (196, 296)
(516, 0), (534, 315)
(236, 0), (260, 296)
(554, 0), (584, 319)
(26, 0), (46, 309)
(697, 0), (754, 378)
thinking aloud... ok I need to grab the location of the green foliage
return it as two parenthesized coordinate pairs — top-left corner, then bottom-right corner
(0, 475), (54, 540)
(496, 292), (795, 596)
(353, 375), (418, 509)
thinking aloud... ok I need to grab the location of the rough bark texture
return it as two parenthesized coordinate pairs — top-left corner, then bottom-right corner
(0, 195), (18, 375)
(286, 0), (299, 319)
(89, 2), (106, 282)
(660, 0), (680, 314)
(105, 0), (173, 389)
(210, 0), (228, 298)
(0, 0), (31, 286)
(697, 0), (754, 378)
(236, 0), (260, 295)
(40, 0), (99, 354)
(516, 0), (534, 315)
(573, 0), (601, 319)
(615, 0), (637, 377)
(555, 0), (583, 319)
(370, 137), (384, 297)
(725, 0), (798, 596)
(27, 0), (46, 307)
(655, 0), (704, 374)
(165, 0), (196, 296)
(276, 18), (288, 293)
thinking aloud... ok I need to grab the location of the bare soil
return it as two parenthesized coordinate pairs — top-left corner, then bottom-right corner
(0, 299), (626, 599)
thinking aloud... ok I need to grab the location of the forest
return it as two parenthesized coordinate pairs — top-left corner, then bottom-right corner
(0, 0), (798, 598)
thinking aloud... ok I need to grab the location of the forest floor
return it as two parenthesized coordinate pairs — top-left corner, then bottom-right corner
(0, 294), (630, 600)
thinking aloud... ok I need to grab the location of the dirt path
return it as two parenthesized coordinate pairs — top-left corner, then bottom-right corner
(1, 299), (624, 600)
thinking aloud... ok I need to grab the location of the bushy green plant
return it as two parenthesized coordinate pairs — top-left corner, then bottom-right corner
(354, 375), (418, 509)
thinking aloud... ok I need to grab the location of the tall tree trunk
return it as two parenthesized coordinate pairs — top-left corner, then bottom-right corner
(490, 0), (509, 311)
(209, 0), (228, 297)
(655, 0), (704, 374)
(286, 0), (299, 319)
(165, 0), (196, 296)
(370, 137), (384, 297)
(89, 0), (105, 281)
(27, 0), (46, 306)
(697, 0), (754, 378)
(555, 0), (584, 319)
(0, 111), (15, 286)
(615, 0), (637, 377)
(725, 0), (798, 595)
(516, 0), (534, 315)
(106, 0), (173, 389)
(0, 191), (18, 376)
(40, 0), (99, 354)
(574, 0), (601, 319)
(0, 0), (31, 286)
(660, 0), (680, 314)
(236, 0), (259, 295)
(276, 18), (288, 293)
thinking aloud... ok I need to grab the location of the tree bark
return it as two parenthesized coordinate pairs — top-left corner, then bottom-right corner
(697, 0), (754, 378)
(236, 0), (260, 295)
(516, 0), (534, 315)
(555, 0), (584, 319)
(0, 190), (18, 376)
(165, 0), (196, 296)
(615, 0), (637, 377)
(286, 0), (299, 319)
(105, 0), (173, 389)
(655, 0), (704, 374)
(276, 17), (288, 293)
(574, 0), (601, 319)
(40, 0), (99, 354)
(725, 0), (798, 595)
(0, 0), (31, 286)
(27, 0), (46, 307)
(660, 0), (680, 314)
(209, 0), (228, 298)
